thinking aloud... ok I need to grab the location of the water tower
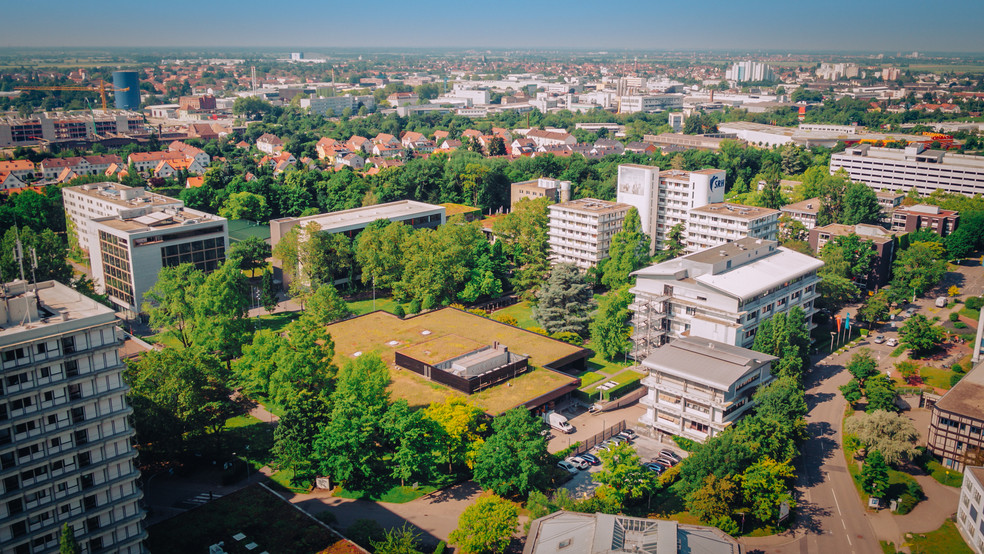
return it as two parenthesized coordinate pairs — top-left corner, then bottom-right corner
(112, 71), (141, 110)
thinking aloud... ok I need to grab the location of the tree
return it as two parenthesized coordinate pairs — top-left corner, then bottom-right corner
(841, 182), (882, 225)
(232, 96), (273, 120)
(355, 220), (412, 290)
(740, 457), (796, 522)
(601, 207), (650, 289)
(865, 376), (899, 413)
(474, 408), (549, 496)
(899, 314), (945, 358)
(859, 291), (890, 325)
(449, 495), (518, 554)
(658, 223), (687, 261)
(687, 474), (739, 523)
(843, 410), (920, 465)
(314, 353), (392, 492)
(382, 400), (441, 487)
(60, 523), (80, 554)
(860, 450), (890, 497)
(491, 197), (550, 299)
(302, 283), (351, 325)
(220, 191), (270, 221)
(890, 242), (948, 300)
(273, 389), (331, 482)
(590, 285), (633, 360)
(259, 269), (279, 314)
(846, 348), (879, 386)
(532, 264), (597, 337)
(759, 165), (786, 210)
(750, 308), (811, 381)
(192, 260), (253, 367)
(595, 441), (660, 505)
(143, 263), (205, 348)
(425, 397), (486, 473)
(0, 226), (73, 285)
(752, 375), (808, 438)
(372, 525), (425, 554)
(839, 379), (863, 404)
(228, 236), (271, 277)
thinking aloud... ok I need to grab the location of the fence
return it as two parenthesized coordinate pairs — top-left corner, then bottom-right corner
(569, 420), (627, 456)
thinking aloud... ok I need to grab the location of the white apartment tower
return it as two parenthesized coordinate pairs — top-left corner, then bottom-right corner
(686, 203), (780, 253)
(0, 280), (145, 553)
(547, 198), (632, 269)
(616, 164), (726, 254)
(957, 467), (984, 554)
(629, 238), (823, 359)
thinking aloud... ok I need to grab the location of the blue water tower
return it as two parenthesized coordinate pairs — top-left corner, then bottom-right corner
(112, 71), (141, 110)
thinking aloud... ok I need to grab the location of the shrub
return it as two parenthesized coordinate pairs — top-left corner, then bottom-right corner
(952, 362), (965, 374)
(712, 515), (740, 535)
(966, 296), (984, 311)
(672, 435), (698, 452)
(551, 331), (584, 345)
(907, 479), (925, 500)
(951, 372), (965, 387)
(896, 493), (919, 515)
(526, 326), (549, 336)
(954, 321), (967, 329)
(495, 313), (518, 326)
(393, 304), (405, 318)
(949, 312), (960, 322)
(433, 541), (446, 554)
(602, 378), (642, 401)
(408, 299), (422, 314)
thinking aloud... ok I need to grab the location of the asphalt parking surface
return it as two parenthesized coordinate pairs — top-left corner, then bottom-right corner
(558, 433), (688, 498)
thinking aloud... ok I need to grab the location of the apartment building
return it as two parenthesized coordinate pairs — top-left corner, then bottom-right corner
(891, 204), (959, 236)
(0, 112), (144, 148)
(830, 143), (984, 197)
(39, 156), (124, 181)
(547, 198), (632, 269)
(685, 203), (779, 253)
(616, 164), (726, 254)
(0, 279), (145, 554)
(89, 207), (228, 317)
(510, 178), (570, 208)
(639, 337), (776, 443)
(62, 183), (184, 255)
(957, 467), (984, 554)
(629, 237), (823, 359)
(299, 95), (375, 116)
(780, 197), (821, 230)
(928, 363), (984, 472)
(809, 223), (897, 287)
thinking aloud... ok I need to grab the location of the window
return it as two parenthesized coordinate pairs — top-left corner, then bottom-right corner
(11, 396), (33, 410)
(6, 373), (29, 387)
(64, 360), (79, 378)
(61, 337), (76, 354)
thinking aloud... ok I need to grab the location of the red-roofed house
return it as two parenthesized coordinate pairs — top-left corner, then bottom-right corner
(526, 129), (576, 148)
(0, 171), (26, 190)
(0, 159), (36, 180)
(316, 137), (343, 159)
(347, 135), (371, 153)
(256, 133), (284, 154)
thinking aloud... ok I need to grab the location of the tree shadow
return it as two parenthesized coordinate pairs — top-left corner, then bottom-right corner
(804, 391), (834, 411)
(789, 495), (832, 536)
(426, 481), (481, 504)
(799, 421), (838, 488)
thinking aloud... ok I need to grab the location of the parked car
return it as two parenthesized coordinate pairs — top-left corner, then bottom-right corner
(886, 338), (899, 347)
(650, 458), (673, 468)
(906, 307), (918, 316)
(609, 436), (626, 445)
(556, 460), (579, 474)
(567, 456), (590, 470)
(654, 456), (678, 467)
(643, 463), (664, 474)
(658, 450), (682, 462)
(872, 335), (885, 344)
(615, 431), (634, 442)
(595, 441), (614, 452)
(620, 429), (637, 438)
(580, 453), (602, 466)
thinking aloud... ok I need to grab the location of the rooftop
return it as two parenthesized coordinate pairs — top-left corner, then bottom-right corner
(689, 202), (779, 220)
(64, 182), (181, 209)
(278, 200), (444, 233)
(324, 309), (587, 415)
(0, 280), (116, 345)
(551, 198), (631, 215)
(935, 362), (984, 418)
(643, 337), (777, 390)
(814, 223), (895, 244)
(781, 197), (822, 215)
(835, 145), (984, 170)
(95, 206), (224, 234)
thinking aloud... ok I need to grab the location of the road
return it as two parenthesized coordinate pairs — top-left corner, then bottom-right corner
(742, 349), (882, 554)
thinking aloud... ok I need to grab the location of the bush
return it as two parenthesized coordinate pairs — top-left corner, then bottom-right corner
(949, 312), (960, 322)
(712, 515), (740, 535)
(526, 326), (549, 336)
(951, 372), (965, 387)
(966, 296), (984, 311)
(494, 313), (518, 326)
(896, 493), (919, 514)
(672, 435), (698, 452)
(408, 299), (422, 315)
(907, 479), (925, 500)
(551, 331), (584, 346)
(953, 362), (965, 374)
(954, 321), (967, 329)
(393, 304), (405, 318)
(433, 541), (446, 554)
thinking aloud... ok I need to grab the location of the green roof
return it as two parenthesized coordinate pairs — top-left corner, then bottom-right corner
(227, 219), (271, 243)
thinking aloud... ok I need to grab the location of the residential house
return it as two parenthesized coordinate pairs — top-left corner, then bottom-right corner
(256, 133), (284, 154)
(127, 151), (187, 173)
(440, 139), (463, 150)
(0, 171), (26, 190)
(154, 157), (206, 178)
(511, 137), (536, 156)
(928, 362), (984, 471)
(168, 140), (211, 167)
(347, 135), (371, 153)
(337, 153), (365, 169)
(526, 129), (576, 148)
(0, 159), (36, 180)
(316, 137), (343, 159)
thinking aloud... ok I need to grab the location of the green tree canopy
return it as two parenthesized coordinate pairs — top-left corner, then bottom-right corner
(449, 495), (518, 554)
(843, 410), (920, 464)
(601, 207), (650, 289)
(899, 313), (945, 358)
(532, 263), (597, 337)
(590, 285), (633, 360)
(473, 408), (549, 497)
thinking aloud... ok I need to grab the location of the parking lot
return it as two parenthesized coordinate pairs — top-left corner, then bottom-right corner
(558, 433), (688, 498)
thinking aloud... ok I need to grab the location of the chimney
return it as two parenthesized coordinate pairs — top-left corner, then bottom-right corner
(559, 181), (571, 203)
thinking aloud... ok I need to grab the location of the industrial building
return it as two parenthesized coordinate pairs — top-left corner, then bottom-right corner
(830, 143), (984, 197)
(547, 198), (632, 269)
(629, 238), (823, 359)
(0, 279), (146, 553)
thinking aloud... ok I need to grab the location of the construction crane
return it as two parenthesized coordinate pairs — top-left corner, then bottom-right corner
(13, 79), (129, 110)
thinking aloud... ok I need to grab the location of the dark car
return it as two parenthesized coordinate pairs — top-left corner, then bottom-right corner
(580, 453), (602, 465)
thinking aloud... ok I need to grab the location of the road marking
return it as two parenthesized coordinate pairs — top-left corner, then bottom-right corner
(832, 490), (843, 513)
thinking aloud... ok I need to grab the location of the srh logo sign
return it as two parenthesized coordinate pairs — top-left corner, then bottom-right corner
(709, 174), (725, 191)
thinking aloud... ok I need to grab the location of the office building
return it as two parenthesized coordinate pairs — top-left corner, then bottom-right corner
(510, 178), (570, 208)
(547, 198), (632, 269)
(616, 164), (726, 253)
(617, 94), (684, 113)
(957, 467), (984, 554)
(808, 223), (896, 287)
(725, 61), (775, 82)
(891, 204), (959, 236)
(780, 197), (822, 230)
(0, 279), (145, 553)
(62, 183), (184, 255)
(685, 203), (779, 253)
(524, 511), (740, 554)
(629, 237), (823, 358)
(639, 337), (777, 443)
(927, 363), (984, 471)
(299, 95), (375, 116)
(830, 143), (984, 197)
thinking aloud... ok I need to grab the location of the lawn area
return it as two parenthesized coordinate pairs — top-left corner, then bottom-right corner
(920, 365), (954, 390)
(907, 518), (973, 554)
(335, 483), (438, 503)
(268, 468), (311, 494)
(581, 367), (644, 393)
(584, 350), (632, 376)
(257, 311), (301, 333)
(347, 295), (402, 316)
(142, 331), (183, 349)
(147, 485), (361, 554)
(579, 371), (606, 389)
(926, 459), (962, 487)
(492, 300), (537, 329)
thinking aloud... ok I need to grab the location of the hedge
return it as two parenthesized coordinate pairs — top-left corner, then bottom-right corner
(601, 377), (642, 401)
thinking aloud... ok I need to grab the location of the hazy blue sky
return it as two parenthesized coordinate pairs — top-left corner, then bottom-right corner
(3, 0), (983, 53)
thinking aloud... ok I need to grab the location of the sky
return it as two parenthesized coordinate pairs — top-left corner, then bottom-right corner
(2, 0), (984, 53)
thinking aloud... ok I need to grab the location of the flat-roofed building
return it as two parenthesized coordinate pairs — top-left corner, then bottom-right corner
(89, 207), (228, 317)
(642, 133), (732, 152)
(891, 204), (959, 236)
(686, 202), (779, 253)
(629, 237), (823, 358)
(639, 336), (777, 443)
(780, 197), (822, 230)
(0, 279), (145, 553)
(928, 363), (984, 471)
(548, 198), (632, 269)
(957, 467), (984, 554)
(62, 183), (184, 255)
(510, 178), (570, 208)
(809, 223), (897, 287)
(830, 143), (984, 197)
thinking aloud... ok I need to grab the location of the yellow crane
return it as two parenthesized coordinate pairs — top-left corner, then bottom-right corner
(14, 79), (130, 110)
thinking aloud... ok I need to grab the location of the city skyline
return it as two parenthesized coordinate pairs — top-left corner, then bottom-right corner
(3, 0), (984, 53)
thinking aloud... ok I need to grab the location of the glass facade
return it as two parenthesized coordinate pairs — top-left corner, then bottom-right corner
(161, 237), (225, 273)
(97, 231), (134, 306)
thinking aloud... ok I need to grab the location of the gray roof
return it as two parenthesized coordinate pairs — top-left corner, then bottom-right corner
(643, 337), (777, 390)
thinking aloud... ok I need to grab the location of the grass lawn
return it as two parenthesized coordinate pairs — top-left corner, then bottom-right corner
(147, 485), (360, 554)
(268, 468), (311, 494)
(584, 351), (632, 376)
(959, 308), (980, 321)
(926, 459), (962, 488)
(920, 365), (954, 390)
(225, 415), (262, 429)
(578, 371), (606, 389)
(581, 367), (644, 393)
(907, 518), (973, 554)
(335, 483), (438, 503)
(347, 295), (402, 316)
(492, 300), (537, 329)
(142, 331), (183, 349)
(257, 311), (301, 333)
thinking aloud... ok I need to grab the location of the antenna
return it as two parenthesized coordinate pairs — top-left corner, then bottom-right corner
(29, 248), (39, 293)
(13, 227), (25, 282)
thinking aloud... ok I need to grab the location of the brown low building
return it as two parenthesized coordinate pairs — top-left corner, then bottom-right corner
(928, 363), (984, 471)
(891, 204), (959, 236)
(808, 223), (896, 287)
(780, 197), (821, 230)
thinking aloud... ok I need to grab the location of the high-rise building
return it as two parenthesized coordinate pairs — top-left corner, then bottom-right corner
(829, 143), (984, 197)
(0, 279), (145, 553)
(724, 61), (775, 83)
(547, 198), (632, 269)
(111, 72), (140, 111)
(685, 203), (779, 253)
(956, 467), (984, 554)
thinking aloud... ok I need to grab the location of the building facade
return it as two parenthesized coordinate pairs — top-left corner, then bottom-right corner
(629, 238), (823, 358)
(891, 204), (959, 236)
(685, 203), (779, 253)
(830, 143), (984, 197)
(510, 178), (570, 208)
(780, 197), (822, 230)
(0, 112), (144, 148)
(547, 198), (631, 269)
(928, 363), (984, 472)
(639, 337), (776, 443)
(957, 467), (984, 554)
(0, 279), (145, 553)
(62, 183), (184, 255)
(808, 223), (897, 287)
